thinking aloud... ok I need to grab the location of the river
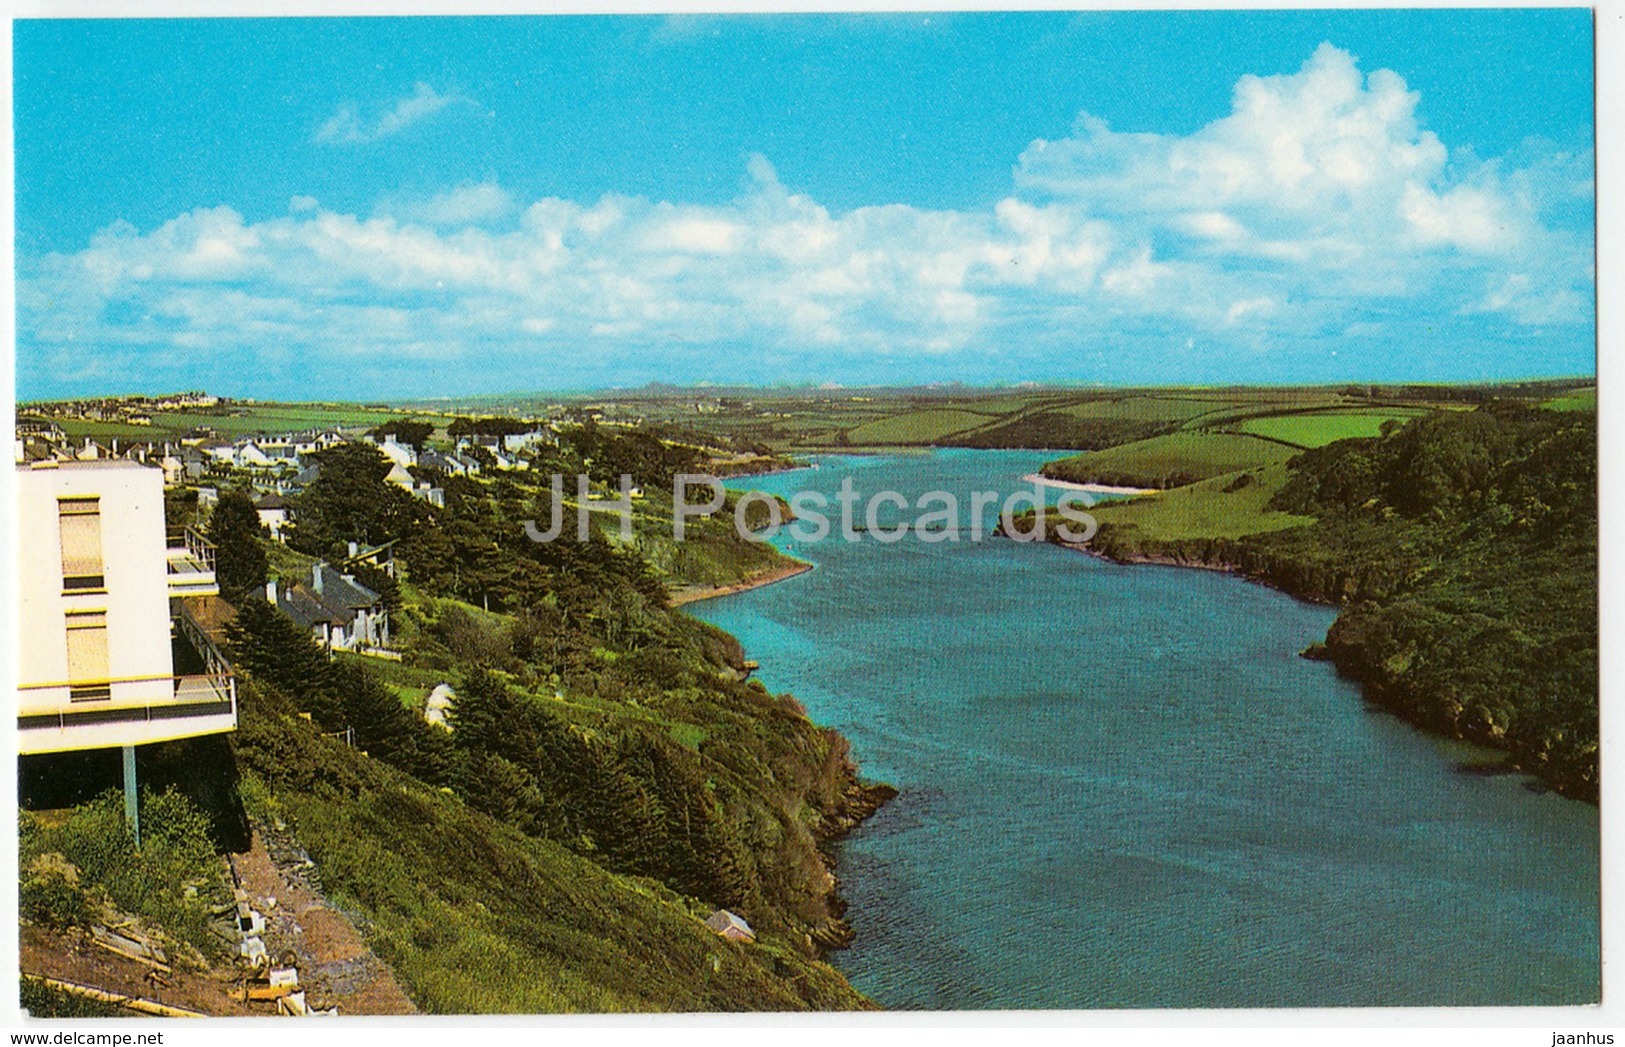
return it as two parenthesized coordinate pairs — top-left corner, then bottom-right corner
(690, 449), (1599, 1009)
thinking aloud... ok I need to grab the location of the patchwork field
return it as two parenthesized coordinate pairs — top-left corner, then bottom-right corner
(846, 408), (995, 445)
(1232, 409), (1428, 448)
(1042, 431), (1299, 489)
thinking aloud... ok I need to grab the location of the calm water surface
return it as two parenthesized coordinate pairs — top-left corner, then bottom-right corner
(691, 450), (1599, 1009)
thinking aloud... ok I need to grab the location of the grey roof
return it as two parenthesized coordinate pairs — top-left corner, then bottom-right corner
(273, 562), (383, 631)
(311, 562), (381, 611)
(417, 449), (457, 471)
(277, 585), (349, 628)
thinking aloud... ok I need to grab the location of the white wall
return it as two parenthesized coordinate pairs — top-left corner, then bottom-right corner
(16, 460), (235, 754)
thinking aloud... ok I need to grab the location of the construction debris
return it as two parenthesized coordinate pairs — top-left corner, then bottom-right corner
(26, 974), (205, 1019)
(277, 990), (339, 1017)
(90, 924), (168, 967)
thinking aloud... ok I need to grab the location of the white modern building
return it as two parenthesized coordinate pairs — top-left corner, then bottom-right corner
(16, 460), (236, 838)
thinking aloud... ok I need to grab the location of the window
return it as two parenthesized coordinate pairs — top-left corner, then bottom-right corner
(65, 610), (110, 701)
(58, 497), (104, 591)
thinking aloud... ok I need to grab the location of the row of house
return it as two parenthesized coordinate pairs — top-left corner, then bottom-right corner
(19, 391), (221, 428)
(375, 431), (546, 474)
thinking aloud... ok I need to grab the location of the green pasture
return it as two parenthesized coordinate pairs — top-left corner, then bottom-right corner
(1233, 409), (1426, 448)
(1044, 431), (1297, 489)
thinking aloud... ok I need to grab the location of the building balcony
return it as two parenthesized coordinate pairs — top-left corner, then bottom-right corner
(166, 525), (218, 598)
(18, 603), (237, 756)
(17, 672), (237, 755)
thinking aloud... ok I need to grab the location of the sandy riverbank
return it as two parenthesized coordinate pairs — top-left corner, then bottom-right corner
(1021, 473), (1159, 496)
(669, 557), (815, 606)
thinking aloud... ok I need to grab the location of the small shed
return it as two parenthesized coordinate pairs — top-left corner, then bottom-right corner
(704, 909), (755, 943)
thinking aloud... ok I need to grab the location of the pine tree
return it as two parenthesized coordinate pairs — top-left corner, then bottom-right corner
(209, 492), (268, 604)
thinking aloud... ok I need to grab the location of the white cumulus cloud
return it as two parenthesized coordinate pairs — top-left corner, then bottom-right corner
(18, 46), (1594, 393)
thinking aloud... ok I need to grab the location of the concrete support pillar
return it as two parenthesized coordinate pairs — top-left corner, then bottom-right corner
(121, 744), (140, 848)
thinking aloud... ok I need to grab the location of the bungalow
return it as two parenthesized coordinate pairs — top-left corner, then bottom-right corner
(182, 447), (210, 482)
(502, 428), (557, 453)
(253, 493), (292, 541)
(377, 433), (418, 469)
(489, 448), (526, 471)
(235, 442), (275, 469)
(416, 449), (466, 476)
(384, 462), (416, 490)
(268, 562), (390, 653)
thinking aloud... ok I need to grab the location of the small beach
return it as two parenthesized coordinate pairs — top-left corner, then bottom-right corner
(1021, 472), (1159, 496)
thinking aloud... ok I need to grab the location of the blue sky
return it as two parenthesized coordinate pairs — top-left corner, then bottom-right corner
(14, 11), (1596, 400)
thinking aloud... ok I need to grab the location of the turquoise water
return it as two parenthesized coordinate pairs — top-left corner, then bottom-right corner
(691, 449), (1600, 1010)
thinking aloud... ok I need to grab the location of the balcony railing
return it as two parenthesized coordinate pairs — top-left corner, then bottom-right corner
(176, 601), (232, 676)
(167, 525), (216, 570)
(19, 603), (237, 740)
(166, 525), (218, 596)
(17, 673), (236, 732)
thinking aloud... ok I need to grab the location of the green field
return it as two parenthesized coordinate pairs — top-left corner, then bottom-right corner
(1233, 409), (1425, 448)
(1542, 388), (1596, 412)
(615, 384), (1525, 456)
(1056, 396), (1225, 422)
(39, 402), (405, 442)
(1085, 463), (1315, 541)
(1043, 431), (1297, 489)
(334, 650), (448, 710)
(845, 408), (994, 445)
(47, 418), (166, 441)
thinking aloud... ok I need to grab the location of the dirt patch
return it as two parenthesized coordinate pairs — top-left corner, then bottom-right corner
(21, 824), (417, 1019)
(20, 924), (249, 1017)
(230, 826), (417, 1015)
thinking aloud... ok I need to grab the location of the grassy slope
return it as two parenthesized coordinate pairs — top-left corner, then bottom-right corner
(232, 687), (871, 1013)
(627, 488), (792, 591)
(1042, 401), (1597, 800)
(846, 409), (994, 445)
(1042, 431), (1298, 489)
(1084, 463), (1315, 541)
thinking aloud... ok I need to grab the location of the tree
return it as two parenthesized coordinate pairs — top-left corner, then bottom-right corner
(369, 420), (435, 451)
(209, 492), (268, 604)
(288, 443), (425, 555)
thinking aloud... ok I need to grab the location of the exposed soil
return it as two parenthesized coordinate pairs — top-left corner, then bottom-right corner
(21, 923), (250, 1017)
(228, 826), (417, 1015)
(20, 825), (416, 1019)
